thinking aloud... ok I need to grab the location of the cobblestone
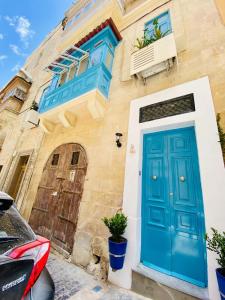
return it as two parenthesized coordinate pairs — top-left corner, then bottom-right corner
(47, 254), (149, 300)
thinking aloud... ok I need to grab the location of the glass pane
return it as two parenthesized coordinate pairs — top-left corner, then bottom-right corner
(0, 205), (35, 254)
(68, 64), (77, 81)
(89, 47), (103, 67)
(49, 74), (59, 92)
(145, 12), (171, 38)
(58, 71), (67, 86)
(105, 50), (113, 71)
(77, 57), (89, 75)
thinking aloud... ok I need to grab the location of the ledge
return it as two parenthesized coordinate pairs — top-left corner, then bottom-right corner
(39, 89), (107, 133)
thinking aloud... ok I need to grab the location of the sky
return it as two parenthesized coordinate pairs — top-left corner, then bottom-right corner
(0, 0), (74, 88)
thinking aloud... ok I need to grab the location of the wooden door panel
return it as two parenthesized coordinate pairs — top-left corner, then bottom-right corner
(29, 143), (87, 254)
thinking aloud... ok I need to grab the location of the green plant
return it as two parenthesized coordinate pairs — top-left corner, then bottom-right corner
(103, 212), (128, 243)
(217, 113), (225, 162)
(205, 228), (225, 269)
(135, 18), (170, 50)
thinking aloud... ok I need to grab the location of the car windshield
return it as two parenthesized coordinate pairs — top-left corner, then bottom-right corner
(0, 204), (36, 255)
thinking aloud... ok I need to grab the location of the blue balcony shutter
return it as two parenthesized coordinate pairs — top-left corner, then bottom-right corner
(145, 11), (172, 38)
(49, 74), (59, 92)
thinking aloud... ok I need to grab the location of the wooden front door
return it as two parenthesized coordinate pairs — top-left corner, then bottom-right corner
(29, 143), (87, 254)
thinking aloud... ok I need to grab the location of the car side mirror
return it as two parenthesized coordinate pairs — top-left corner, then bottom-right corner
(0, 192), (13, 211)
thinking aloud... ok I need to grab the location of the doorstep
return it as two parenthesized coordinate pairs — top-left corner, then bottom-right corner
(132, 264), (209, 300)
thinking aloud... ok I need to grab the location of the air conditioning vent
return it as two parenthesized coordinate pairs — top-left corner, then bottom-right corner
(130, 33), (177, 78)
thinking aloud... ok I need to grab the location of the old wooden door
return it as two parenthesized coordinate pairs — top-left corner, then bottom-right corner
(29, 143), (87, 254)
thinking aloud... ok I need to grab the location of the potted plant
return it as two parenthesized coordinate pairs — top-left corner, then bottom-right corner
(205, 228), (225, 300)
(103, 212), (128, 271)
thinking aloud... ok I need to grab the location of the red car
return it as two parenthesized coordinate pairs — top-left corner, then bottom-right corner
(0, 191), (55, 300)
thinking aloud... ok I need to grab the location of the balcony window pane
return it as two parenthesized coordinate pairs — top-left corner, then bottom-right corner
(59, 71), (67, 86)
(105, 50), (113, 71)
(89, 47), (103, 67)
(68, 64), (77, 81)
(49, 74), (59, 92)
(77, 57), (89, 75)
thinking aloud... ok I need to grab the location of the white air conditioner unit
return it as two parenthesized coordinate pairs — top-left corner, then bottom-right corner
(130, 33), (177, 78)
(24, 109), (39, 127)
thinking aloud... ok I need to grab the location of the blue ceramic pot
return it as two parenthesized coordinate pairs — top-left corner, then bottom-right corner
(216, 268), (225, 300)
(108, 237), (127, 270)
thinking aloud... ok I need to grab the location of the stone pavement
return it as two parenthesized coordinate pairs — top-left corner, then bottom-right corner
(47, 253), (150, 300)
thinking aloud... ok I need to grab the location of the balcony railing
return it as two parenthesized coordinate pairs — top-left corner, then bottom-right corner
(39, 63), (112, 114)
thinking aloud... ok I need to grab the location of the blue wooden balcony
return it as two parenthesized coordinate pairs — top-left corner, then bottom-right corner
(39, 63), (111, 114)
(38, 22), (121, 133)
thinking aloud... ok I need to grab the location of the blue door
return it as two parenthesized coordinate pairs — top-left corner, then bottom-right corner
(141, 127), (207, 287)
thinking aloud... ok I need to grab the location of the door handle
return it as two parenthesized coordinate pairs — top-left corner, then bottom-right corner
(169, 192), (173, 196)
(180, 176), (185, 182)
(152, 175), (157, 180)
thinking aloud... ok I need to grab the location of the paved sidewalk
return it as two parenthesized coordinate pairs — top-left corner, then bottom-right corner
(47, 253), (149, 300)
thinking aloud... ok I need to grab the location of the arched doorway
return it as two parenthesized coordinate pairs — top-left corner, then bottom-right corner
(29, 143), (87, 254)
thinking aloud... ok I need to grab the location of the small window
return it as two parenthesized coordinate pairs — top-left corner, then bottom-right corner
(68, 64), (77, 81)
(71, 152), (80, 165)
(49, 74), (59, 92)
(145, 11), (172, 39)
(58, 71), (67, 86)
(105, 50), (113, 71)
(39, 86), (49, 108)
(89, 47), (103, 68)
(77, 57), (89, 75)
(51, 154), (59, 166)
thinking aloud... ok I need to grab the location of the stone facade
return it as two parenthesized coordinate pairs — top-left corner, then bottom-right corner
(0, 0), (225, 297)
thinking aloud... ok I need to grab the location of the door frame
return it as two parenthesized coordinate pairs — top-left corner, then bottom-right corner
(109, 77), (225, 300)
(4, 150), (33, 206)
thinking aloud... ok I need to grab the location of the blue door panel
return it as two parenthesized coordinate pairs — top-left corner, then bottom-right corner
(141, 127), (207, 287)
(147, 158), (165, 202)
(142, 133), (171, 272)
